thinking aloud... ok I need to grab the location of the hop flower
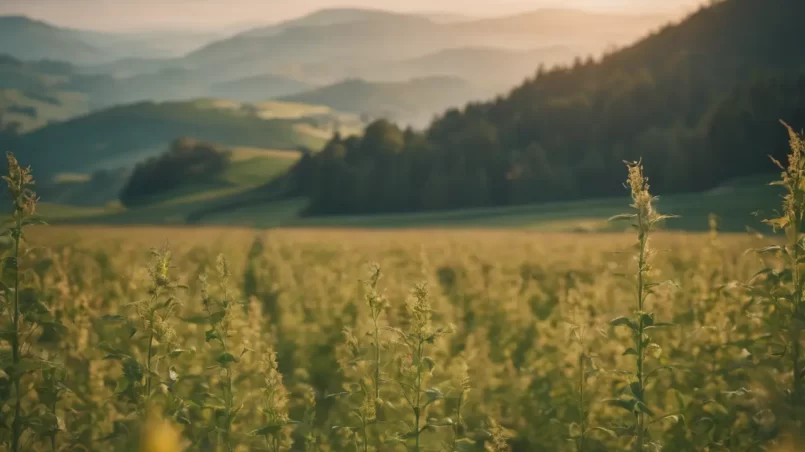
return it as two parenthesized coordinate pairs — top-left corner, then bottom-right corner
(625, 160), (653, 219)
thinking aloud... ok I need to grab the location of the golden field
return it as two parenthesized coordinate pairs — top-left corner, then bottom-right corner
(6, 224), (799, 451)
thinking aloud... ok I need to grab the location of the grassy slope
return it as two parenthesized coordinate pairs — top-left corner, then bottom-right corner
(0, 89), (89, 132)
(45, 173), (781, 233)
(15, 99), (334, 178)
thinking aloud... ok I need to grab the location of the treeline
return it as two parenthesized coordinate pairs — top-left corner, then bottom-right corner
(286, 0), (805, 215)
(120, 137), (231, 206)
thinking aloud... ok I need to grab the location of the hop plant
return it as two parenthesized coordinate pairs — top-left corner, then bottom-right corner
(483, 418), (511, 452)
(608, 160), (677, 451)
(0, 152), (66, 452)
(100, 244), (188, 439)
(389, 282), (453, 452)
(254, 348), (292, 452)
(751, 121), (805, 440)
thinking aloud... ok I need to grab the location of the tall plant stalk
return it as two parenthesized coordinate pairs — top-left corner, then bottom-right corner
(3, 152), (36, 451)
(609, 160), (676, 451)
(763, 122), (805, 414)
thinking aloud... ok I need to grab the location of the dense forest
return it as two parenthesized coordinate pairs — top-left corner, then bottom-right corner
(285, 0), (805, 215)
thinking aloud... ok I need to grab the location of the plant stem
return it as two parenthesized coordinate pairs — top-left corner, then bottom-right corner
(414, 339), (423, 452)
(578, 352), (585, 452)
(635, 214), (647, 452)
(362, 414), (369, 452)
(11, 214), (22, 452)
(146, 328), (154, 403)
(453, 391), (463, 451)
(792, 202), (802, 413)
(373, 318), (380, 403)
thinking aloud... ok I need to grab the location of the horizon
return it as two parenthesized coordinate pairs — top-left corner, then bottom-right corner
(0, 0), (704, 32)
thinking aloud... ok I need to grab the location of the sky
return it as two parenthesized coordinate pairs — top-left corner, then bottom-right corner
(0, 0), (705, 32)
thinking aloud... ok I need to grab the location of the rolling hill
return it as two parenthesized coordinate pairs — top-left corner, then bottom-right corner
(1, 7), (681, 123)
(0, 89), (89, 133)
(0, 16), (101, 63)
(9, 99), (358, 180)
(280, 76), (483, 127)
(179, 7), (679, 88)
(359, 46), (573, 92)
(239, 8), (419, 38)
(210, 75), (313, 102)
(0, 15), (227, 64)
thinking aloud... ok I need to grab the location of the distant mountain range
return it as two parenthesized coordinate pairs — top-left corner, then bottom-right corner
(0, 5), (687, 186)
(0, 7), (680, 130)
(0, 16), (226, 63)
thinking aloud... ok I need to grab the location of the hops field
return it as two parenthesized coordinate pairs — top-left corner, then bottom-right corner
(3, 124), (805, 451)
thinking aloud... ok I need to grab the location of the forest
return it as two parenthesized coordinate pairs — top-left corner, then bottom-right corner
(286, 0), (805, 216)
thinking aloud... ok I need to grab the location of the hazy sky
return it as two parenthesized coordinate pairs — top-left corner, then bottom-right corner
(0, 0), (704, 32)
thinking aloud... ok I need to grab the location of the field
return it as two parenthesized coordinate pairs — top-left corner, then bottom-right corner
(3, 140), (805, 452)
(9, 221), (797, 451)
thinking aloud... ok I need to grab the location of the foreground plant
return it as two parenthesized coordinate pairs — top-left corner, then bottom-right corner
(198, 254), (244, 451)
(751, 121), (805, 440)
(565, 303), (610, 452)
(0, 152), (68, 451)
(609, 160), (677, 451)
(101, 244), (187, 440)
(389, 282), (452, 452)
(254, 348), (292, 451)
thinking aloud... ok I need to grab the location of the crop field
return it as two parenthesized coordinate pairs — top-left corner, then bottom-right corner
(2, 130), (805, 452)
(7, 221), (796, 452)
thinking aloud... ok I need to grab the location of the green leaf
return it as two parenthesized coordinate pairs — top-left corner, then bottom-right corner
(252, 424), (284, 436)
(644, 322), (675, 330)
(630, 382), (644, 402)
(422, 356), (435, 371)
(607, 398), (637, 413)
(205, 330), (220, 343)
(610, 316), (637, 332)
(208, 311), (226, 324)
(622, 348), (639, 357)
(635, 401), (654, 416)
(216, 352), (239, 367)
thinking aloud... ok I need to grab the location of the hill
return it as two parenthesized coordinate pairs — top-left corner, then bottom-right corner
(451, 8), (674, 47)
(255, 0), (805, 217)
(0, 15), (224, 63)
(0, 16), (101, 63)
(360, 46), (572, 92)
(181, 8), (678, 88)
(280, 76), (482, 127)
(210, 74), (313, 102)
(0, 89), (89, 133)
(240, 8), (420, 37)
(9, 99), (353, 180)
